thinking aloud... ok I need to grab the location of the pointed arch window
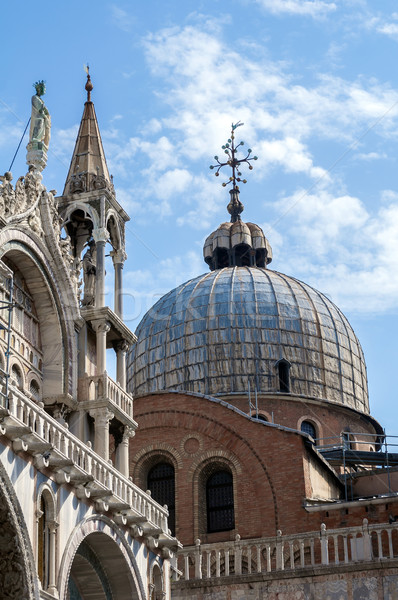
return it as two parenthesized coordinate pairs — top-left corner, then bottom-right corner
(206, 470), (235, 533)
(147, 462), (175, 535)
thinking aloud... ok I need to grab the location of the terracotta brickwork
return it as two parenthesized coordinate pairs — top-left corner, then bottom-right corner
(130, 391), (396, 550)
(220, 393), (378, 446)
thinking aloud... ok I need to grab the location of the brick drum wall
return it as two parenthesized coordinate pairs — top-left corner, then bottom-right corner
(129, 392), (388, 547)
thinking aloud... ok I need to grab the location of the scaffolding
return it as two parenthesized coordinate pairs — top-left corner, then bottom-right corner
(0, 262), (14, 409)
(316, 432), (398, 501)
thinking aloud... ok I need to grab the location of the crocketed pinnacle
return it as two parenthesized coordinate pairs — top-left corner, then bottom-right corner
(63, 72), (113, 196)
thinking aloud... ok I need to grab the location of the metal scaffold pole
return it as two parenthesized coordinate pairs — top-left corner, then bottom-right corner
(0, 269), (14, 410)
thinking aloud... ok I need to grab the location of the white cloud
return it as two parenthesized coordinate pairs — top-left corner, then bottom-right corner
(365, 12), (398, 40)
(255, 0), (336, 18)
(377, 23), (398, 37)
(273, 189), (398, 314)
(355, 151), (387, 161)
(151, 168), (193, 201)
(257, 137), (328, 179)
(141, 25), (398, 153)
(84, 20), (398, 316)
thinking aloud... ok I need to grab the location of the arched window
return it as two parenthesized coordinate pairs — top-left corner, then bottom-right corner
(214, 248), (230, 270)
(301, 420), (316, 441)
(38, 496), (48, 588)
(206, 470), (235, 533)
(37, 488), (57, 594)
(147, 463), (175, 535)
(150, 563), (163, 600)
(256, 414), (268, 422)
(11, 363), (22, 388)
(30, 379), (41, 401)
(276, 359), (290, 393)
(342, 431), (352, 450)
(233, 244), (251, 267)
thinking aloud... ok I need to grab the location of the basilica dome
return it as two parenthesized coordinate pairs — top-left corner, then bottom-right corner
(127, 265), (369, 415)
(127, 128), (369, 416)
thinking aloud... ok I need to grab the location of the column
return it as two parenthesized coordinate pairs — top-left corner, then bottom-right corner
(115, 425), (135, 477)
(92, 226), (110, 308)
(110, 249), (127, 319)
(89, 408), (114, 461)
(115, 339), (129, 390)
(47, 520), (59, 597)
(92, 320), (111, 374)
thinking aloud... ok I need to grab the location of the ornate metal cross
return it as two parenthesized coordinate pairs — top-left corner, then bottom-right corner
(209, 121), (258, 190)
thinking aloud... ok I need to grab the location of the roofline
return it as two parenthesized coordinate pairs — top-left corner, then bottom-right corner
(135, 389), (343, 482)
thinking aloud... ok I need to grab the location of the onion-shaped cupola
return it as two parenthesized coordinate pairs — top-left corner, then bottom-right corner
(204, 123), (272, 271)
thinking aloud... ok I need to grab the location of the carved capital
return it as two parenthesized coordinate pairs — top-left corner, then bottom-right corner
(114, 339), (130, 354)
(110, 249), (127, 265)
(122, 425), (136, 443)
(89, 407), (114, 427)
(48, 519), (59, 534)
(91, 319), (111, 334)
(92, 227), (110, 244)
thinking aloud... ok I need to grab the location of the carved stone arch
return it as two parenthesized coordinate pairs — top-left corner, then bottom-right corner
(106, 211), (122, 250)
(148, 558), (163, 600)
(0, 237), (73, 399)
(62, 202), (100, 231)
(36, 482), (58, 593)
(58, 514), (146, 600)
(9, 356), (26, 390)
(36, 482), (57, 522)
(61, 203), (100, 260)
(26, 372), (42, 402)
(0, 458), (39, 599)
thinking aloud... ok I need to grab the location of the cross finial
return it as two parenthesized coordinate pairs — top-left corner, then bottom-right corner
(84, 64), (93, 102)
(209, 122), (258, 222)
(210, 122), (258, 190)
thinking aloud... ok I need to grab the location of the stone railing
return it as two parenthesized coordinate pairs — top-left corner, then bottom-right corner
(177, 520), (398, 580)
(78, 373), (134, 420)
(0, 385), (176, 552)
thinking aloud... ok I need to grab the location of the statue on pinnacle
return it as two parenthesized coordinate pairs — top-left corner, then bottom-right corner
(26, 80), (51, 172)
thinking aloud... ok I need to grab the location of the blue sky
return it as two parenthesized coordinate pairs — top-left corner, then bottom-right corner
(1, 1), (397, 436)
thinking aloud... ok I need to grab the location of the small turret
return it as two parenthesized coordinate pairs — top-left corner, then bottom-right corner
(56, 72), (136, 472)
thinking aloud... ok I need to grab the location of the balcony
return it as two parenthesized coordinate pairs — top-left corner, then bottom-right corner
(0, 383), (179, 554)
(78, 373), (136, 427)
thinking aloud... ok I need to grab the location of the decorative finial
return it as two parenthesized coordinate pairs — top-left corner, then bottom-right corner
(209, 122), (258, 223)
(210, 122), (258, 189)
(84, 64), (93, 102)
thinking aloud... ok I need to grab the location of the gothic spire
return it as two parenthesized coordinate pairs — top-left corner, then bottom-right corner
(63, 70), (113, 196)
